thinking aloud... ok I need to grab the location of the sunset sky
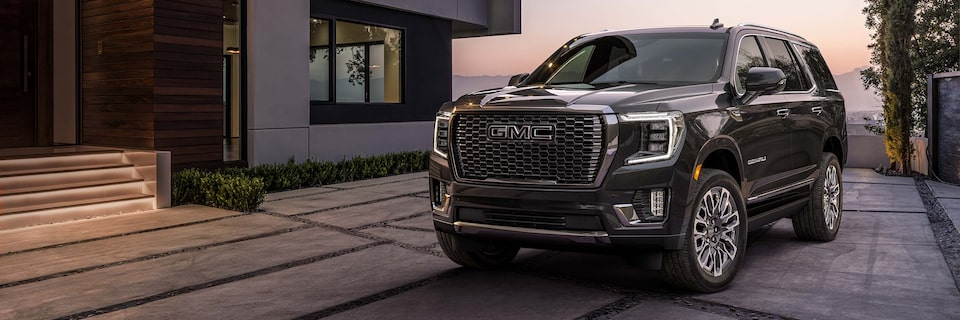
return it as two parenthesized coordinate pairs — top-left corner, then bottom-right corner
(453, 0), (872, 76)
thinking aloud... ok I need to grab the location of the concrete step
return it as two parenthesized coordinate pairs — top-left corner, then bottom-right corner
(0, 164), (135, 190)
(0, 146), (159, 230)
(0, 178), (144, 196)
(0, 179), (146, 212)
(0, 149), (124, 172)
(0, 194), (156, 230)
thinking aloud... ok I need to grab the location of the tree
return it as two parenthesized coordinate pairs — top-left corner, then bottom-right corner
(861, 0), (959, 174)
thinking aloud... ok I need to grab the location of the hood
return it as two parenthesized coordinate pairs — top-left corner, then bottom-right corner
(449, 83), (722, 113)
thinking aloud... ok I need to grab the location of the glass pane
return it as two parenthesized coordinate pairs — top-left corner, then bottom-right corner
(762, 38), (809, 91)
(735, 36), (766, 93)
(336, 45), (366, 103)
(797, 45), (838, 90)
(336, 21), (402, 103)
(547, 45), (595, 84)
(369, 44), (385, 102)
(309, 18), (331, 101)
(309, 47), (329, 101)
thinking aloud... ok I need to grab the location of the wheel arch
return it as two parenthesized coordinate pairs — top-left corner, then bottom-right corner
(695, 136), (745, 186)
(823, 135), (844, 168)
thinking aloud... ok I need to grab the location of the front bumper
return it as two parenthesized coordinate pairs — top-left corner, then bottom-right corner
(429, 150), (695, 251)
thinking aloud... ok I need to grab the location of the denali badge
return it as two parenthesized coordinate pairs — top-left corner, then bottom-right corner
(487, 124), (554, 141)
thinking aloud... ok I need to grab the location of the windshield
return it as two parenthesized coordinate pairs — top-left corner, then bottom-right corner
(526, 33), (727, 87)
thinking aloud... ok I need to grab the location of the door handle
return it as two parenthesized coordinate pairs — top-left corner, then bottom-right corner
(776, 109), (790, 118)
(811, 106), (824, 116)
(23, 35), (28, 93)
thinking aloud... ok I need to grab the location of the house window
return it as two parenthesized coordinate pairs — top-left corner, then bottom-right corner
(310, 19), (402, 103)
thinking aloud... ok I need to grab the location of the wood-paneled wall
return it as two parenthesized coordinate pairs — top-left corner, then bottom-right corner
(81, 0), (223, 169)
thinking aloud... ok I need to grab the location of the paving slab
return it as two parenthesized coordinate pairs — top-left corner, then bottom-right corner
(359, 226), (437, 247)
(303, 196), (428, 229)
(0, 228), (370, 320)
(521, 251), (667, 291)
(939, 198), (960, 233)
(325, 271), (622, 320)
(0, 214), (302, 285)
(611, 300), (734, 320)
(0, 205), (238, 254)
(388, 213), (435, 230)
(352, 178), (429, 196)
(843, 182), (926, 212)
(842, 168), (915, 185)
(926, 180), (960, 199)
(761, 211), (937, 245)
(258, 188), (404, 215)
(94, 245), (457, 320)
(263, 187), (338, 202)
(698, 219), (960, 320)
(324, 172), (427, 189)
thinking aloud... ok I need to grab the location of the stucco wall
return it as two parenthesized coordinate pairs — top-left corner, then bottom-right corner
(247, 0), (311, 165)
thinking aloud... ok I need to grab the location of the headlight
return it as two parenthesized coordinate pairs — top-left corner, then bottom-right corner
(619, 111), (684, 165)
(434, 112), (452, 158)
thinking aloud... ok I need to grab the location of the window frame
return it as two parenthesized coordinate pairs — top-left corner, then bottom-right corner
(732, 32), (818, 96)
(309, 16), (406, 105)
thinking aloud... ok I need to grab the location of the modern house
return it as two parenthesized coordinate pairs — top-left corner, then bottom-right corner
(0, 0), (520, 229)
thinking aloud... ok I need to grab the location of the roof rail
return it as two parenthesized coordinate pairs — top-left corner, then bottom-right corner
(737, 23), (806, 40)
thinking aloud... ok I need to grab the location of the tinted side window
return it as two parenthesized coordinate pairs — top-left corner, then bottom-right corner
(762, 37), (810, 91)
(796, 45), (838, 90)
(735, 36), (767, 93)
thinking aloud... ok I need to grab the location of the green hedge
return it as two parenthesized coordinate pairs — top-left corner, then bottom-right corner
(173, 151), (430, 211)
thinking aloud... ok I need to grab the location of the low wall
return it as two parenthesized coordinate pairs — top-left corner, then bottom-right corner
(846, 134), (928, 174)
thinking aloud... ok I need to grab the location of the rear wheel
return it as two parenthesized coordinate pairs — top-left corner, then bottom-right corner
(662, 169), (748, 293)
(792, 153), (842, 241)
(436, 231), (519, 269)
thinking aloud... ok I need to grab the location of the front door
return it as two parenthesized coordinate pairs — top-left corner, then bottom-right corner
(0, 0), (37, 148)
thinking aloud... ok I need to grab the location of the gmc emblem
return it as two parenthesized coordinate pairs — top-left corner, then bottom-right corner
(487, 124), (554, 141)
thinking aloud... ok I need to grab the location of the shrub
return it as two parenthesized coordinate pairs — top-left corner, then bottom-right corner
(172, 168), (205, 206)
(200, 173), (265, 212)
(173, 151), (429, 211)
(172, 169), (265, 212)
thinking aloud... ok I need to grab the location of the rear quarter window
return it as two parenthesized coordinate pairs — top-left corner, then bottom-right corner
(796, 45), (839, 90)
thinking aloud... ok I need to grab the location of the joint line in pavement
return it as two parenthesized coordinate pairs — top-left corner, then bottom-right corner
(54, 241), (389, 320)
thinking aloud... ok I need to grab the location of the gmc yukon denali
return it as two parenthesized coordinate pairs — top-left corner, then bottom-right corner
(429, 22), (846, 292)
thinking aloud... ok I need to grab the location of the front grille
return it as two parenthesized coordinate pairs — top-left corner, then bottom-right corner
(453, 113), (605, 185)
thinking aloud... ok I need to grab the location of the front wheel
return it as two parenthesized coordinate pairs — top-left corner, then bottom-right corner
(662, 169), (748, 293)
(792, 153), (842, 241)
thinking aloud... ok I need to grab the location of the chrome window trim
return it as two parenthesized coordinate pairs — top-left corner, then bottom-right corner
(733, 33), (817, 97)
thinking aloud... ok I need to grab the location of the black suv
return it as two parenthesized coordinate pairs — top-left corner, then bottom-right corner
(429, 22), (846, 292)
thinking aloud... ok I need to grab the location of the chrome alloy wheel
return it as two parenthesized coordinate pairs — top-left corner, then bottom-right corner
(822, 165), (841, 230)
(693, 186), (741, 277)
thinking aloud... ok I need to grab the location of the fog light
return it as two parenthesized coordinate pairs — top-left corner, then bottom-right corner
(650, 189), (665, 217)
(616, 189), (669, 225)
(430, 178), (451, 216)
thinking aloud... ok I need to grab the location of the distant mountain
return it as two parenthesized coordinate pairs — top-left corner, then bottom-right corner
(452, 75), (510, 100)
(833, 68), (882, 112)
(452, 70), (882, 113)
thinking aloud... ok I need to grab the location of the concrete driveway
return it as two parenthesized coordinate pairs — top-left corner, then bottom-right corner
(1, 169), (958, 319)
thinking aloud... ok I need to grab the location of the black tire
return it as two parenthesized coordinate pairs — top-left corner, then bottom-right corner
(792, 153), (843, 241)
(662, 169), (748, 293)
(436, 231), (519, 269)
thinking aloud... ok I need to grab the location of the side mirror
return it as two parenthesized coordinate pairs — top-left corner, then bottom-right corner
(508, 73), (530, 86)
(745, 67), (786, 95)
